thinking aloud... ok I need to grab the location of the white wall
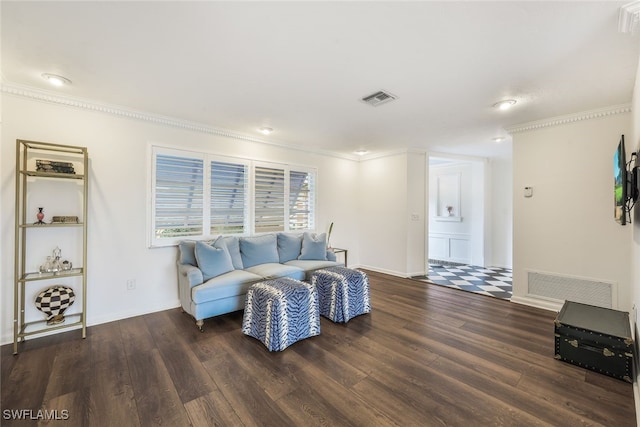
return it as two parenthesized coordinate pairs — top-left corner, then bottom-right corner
(357, 153), (410, 276)
(356, 151), (427, 277)
(630, 45), (640, 422)
(406, 151), (426, 276)
(512, 112), (632, 311)
(0, 93), (361, 344)
(490, 144), (513, 269)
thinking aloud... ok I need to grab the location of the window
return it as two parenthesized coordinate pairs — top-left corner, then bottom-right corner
(210, 160), (248, 235)
(289, 170), (315, 231)
(150, 146), (316, 247)
(152, 151), (204, 242)
(254, 165), (286, 233)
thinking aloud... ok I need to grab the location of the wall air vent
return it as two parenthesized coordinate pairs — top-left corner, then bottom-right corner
(361, 90), (397, 107)
(527, 271), (615, 308)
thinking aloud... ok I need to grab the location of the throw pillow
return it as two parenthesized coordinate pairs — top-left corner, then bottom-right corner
(298, 232), (327, 261)
(194, 239), (234, 281)
(178, 240), (197, 266)
(239, 234), (279, 268)
(223, 236), (244, 270)
(277, 233), (303, 263)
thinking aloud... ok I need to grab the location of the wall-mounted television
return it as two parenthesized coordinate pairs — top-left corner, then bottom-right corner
(614, 136), (627, 224)
(614, 135), (639, 225)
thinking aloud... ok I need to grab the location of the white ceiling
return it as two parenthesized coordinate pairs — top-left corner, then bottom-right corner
(2, 1), (639, 158)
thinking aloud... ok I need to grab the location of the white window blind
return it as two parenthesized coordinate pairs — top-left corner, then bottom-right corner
(289, 170), (315, 230)
(210, 160), (248, 235)
(254, 165), (286, 233)
(154, 153), (204, 240)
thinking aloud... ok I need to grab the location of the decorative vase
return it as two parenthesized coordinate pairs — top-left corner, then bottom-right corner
(35, 286), (75, 325)
(35, 207), (45, 224)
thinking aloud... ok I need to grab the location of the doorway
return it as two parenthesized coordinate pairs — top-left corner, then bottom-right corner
(417, 154), (513, 300)
(427, 156), (486, 267)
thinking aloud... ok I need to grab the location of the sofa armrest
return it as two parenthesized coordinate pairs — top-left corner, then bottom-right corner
(178, 263), (204, 288)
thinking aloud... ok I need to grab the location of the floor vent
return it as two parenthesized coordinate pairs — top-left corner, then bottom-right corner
(361, 90), (397, 107)
(527, 271), (614, 308)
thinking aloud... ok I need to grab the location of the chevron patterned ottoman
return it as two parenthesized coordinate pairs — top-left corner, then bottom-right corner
(242, 277), (320, 351)
(310, 266), (371, 323)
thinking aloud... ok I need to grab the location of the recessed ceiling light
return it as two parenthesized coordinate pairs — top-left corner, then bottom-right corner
(492, 136), (507, 143)
(354, 149), (369, 156)
(41, 73), (71, 87)
(493, 99), (517, 111)
(258, 127), (273, 135)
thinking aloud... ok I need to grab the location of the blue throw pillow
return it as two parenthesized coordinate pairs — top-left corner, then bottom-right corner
(223, 236), (244, 269)
(277, 233), (303, 263)
(195, 239), (234, 281)
(240, 234), (279, 268)
(298, 232), (327, 261)
(178, 240), (197, 266)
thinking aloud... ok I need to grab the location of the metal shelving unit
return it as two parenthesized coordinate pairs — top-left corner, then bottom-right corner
(13, 139), (88, 354)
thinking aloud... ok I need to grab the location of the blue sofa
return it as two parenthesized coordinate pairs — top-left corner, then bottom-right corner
(177, 232), (341, 331)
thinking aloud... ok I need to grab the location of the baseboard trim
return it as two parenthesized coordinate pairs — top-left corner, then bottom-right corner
(357, 264), (410, 278)
(510, 295), (562, 312)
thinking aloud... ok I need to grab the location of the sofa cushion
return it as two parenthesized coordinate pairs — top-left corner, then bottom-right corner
(284, 259), (342, 272)
(298, 232), (328, 260)
(195, 239), (234, 281)
(244, 263), (306, 281)
(178, 240), (198, 266)
(192, 269), (262, 304)
(277, 233), (303, 263)
(240, 234), (279, 268)
(223, 236), (244, 270)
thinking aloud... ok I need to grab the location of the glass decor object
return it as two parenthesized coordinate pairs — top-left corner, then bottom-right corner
(34, 286), (76, 325)
(39, 247), (65, 274)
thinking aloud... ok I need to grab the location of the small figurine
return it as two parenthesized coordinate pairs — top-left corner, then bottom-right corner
(35, 207), (45, 224)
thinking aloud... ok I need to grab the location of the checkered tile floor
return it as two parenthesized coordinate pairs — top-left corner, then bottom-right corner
(412, 265), (512, 300)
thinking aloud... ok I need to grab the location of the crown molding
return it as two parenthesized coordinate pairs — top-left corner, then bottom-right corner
(619, 1), (640, 34)
(505, 103), (632, 134)
(355, 147), (424, 162)
(427, 151), (488, 164)
(1, 82), (360, 162)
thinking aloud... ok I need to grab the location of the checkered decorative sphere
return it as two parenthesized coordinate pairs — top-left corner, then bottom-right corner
(35, 286), (75, 324)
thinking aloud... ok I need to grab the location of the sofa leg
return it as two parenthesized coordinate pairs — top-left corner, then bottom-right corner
(196, 319), (204, 332)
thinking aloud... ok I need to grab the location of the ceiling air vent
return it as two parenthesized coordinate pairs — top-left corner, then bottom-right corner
(361, 90), (397, 107)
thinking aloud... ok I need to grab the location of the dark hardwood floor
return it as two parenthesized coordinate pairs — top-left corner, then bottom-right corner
(1, 270), (635, 426)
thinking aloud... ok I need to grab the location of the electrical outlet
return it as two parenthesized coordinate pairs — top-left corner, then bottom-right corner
(126, 279), (136, 290)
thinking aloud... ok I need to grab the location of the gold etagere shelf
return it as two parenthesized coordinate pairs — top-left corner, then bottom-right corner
(13, 139), (88, 354)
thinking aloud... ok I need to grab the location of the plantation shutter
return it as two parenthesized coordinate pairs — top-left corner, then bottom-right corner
(210, 160), (248, 234)
(289, 170), (315, 230)
(254, 165), (285, 232)
(154, 154), (204, 239)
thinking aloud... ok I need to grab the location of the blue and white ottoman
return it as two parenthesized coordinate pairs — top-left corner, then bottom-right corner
(242, 277), (320, 351)
(310, 266), (371, 323)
